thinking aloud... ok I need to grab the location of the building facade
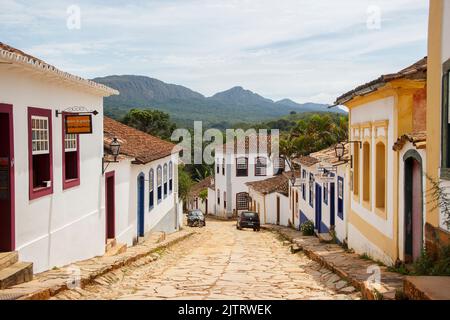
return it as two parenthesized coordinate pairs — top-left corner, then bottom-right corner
(212, 136), (284, 218)
(425, 0), (450, 254)
(0, 43), (118, 272)
(103, 117), (182, 247)
(335, 58), (427, 265)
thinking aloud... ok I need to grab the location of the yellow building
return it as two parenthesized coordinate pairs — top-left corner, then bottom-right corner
(425, 0), (450, 253)
(335, 58), (427, 265)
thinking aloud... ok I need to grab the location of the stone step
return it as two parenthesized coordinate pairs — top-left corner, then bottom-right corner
(105, 239), (117, 252)
(0, 252), (18, 270)
(0, 262), (33, 289)
(105, 243), (127, 257)
(317, 233), (333, 243)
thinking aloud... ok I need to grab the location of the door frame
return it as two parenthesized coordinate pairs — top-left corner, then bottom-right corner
(315, 183), (322, 233)
(105, 171), (115, 241)
(403, 149), (424, 263)
(276, 196), (280, 225)
(330, 182), (336, 228)
(137, 173), (145, 237)
(0, 103), (15, 252)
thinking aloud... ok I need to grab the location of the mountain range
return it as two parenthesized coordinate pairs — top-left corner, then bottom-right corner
(93, 75), (345, 127)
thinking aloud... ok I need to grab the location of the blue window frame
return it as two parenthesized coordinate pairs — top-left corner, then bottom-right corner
(337, 176), (344, 220)
(302, 169), (306, 200)
(323, 183), (328, 205)
(149, 169), (154, 209)
(309, 173), (314, 208)
(163, 164), (168, 198)
(169, 161), (173, 193)
(157, 165), (162, 202)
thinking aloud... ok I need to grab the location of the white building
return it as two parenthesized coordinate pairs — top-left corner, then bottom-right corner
(211, 136), (285, 218)
(246, 174), (289, 225)
(103, 117), (182, 247)
(290, 146), (350, 244)
(0, 42), (118, 273)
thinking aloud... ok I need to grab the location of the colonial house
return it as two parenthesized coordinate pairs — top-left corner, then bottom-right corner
(311, 146), (349, 243)
(0, 42), (118, 275)
(424, 0), (450, 254)
(187, 176), (215, 214)
(211, 135), (285, 218)
(291, 155), (320, 231)
(103, 117), (182, 247)
(335, 57), (427, 265)
(246, 174), (289, 225)
(290, 145), (350, 243)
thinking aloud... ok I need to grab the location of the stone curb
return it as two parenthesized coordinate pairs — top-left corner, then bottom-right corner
(262, 225), (404, 300)
(0, 230), (195, 300)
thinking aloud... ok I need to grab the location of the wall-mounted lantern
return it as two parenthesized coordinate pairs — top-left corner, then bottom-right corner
(334, 140), (362, 163)
(102, 137), (121, 175)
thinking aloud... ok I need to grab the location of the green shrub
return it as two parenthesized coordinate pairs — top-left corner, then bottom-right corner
(412, 246), (450, 276)
(300, 221), (315, 236)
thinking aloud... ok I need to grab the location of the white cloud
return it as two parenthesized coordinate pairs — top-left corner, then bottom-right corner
(0, 0), (429, 103)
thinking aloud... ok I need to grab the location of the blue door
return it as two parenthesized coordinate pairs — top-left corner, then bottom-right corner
(315, 183), (322, 233)
(337, 176), (344, 220)
(137, 173), (145, 237)
(330, 182), (336, 228)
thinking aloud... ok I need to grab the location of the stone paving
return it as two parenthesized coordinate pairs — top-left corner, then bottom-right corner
(52, 220), (360, 300)
(263, 224), (405, 300)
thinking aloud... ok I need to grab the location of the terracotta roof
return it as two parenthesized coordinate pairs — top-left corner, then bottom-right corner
(310, 144), (350, 166)
(292, 155), (320, 167)
(104, 117), (180, 164)
(335, 57), (427, 105)
(393, 131), (427, 151)
(246, 174), (289, 196)
(0, 42), (118, 96)
(189, 176), (215, 197)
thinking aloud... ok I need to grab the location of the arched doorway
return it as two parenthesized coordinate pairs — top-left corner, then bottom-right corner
(137, 173), (145, 237)
(404, 150), (423, 263)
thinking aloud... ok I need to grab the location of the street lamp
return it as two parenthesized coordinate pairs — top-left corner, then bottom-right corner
(102, 137), (121, 175)
(334, 142), (346, 161)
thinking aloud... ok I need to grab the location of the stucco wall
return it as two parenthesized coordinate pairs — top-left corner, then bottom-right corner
(107, 153), (180, 247)
(0, 68), (106, 272)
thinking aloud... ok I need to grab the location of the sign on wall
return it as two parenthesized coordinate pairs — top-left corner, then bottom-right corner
(65, 115), (93, 134)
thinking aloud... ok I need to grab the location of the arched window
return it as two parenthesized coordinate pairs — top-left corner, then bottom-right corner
(149, 169), (154, 209)
(362, 142), (371, 202)
(255, 157), (267, 176)
(236, 192), (249, 210)
(157, 165), (162, 202)
(236, 157), (248, 177)
(163, 163), (168, 198)
(375, 142), (386, 210)
(169, 161), (173, 193)
(353, 144), (360, 196)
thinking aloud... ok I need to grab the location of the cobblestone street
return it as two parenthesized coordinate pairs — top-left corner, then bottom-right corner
(52, 220), (361, 300)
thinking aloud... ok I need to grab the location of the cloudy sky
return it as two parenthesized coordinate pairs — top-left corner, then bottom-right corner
(0, 0), (429, 104)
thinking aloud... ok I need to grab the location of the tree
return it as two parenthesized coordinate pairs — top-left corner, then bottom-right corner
(122, 108), (176, 140)
(178, 164), (193, 205)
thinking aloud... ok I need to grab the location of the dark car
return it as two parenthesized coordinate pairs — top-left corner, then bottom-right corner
(187, 210), (206, 227)
(236, 211), (260, 231)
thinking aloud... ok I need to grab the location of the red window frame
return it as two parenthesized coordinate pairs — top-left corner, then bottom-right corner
(28, 107), (53, 200)
(62, 113), (80, 190)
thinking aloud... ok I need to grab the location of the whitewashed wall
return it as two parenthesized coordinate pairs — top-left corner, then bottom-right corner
(0, 68), (106, 273)
(207, 187), (216, 215)
(106, 153), (180, 246)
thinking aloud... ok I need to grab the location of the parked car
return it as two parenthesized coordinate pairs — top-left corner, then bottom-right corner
(236, 211), (260, 231)
(187, 210), (206, 227)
